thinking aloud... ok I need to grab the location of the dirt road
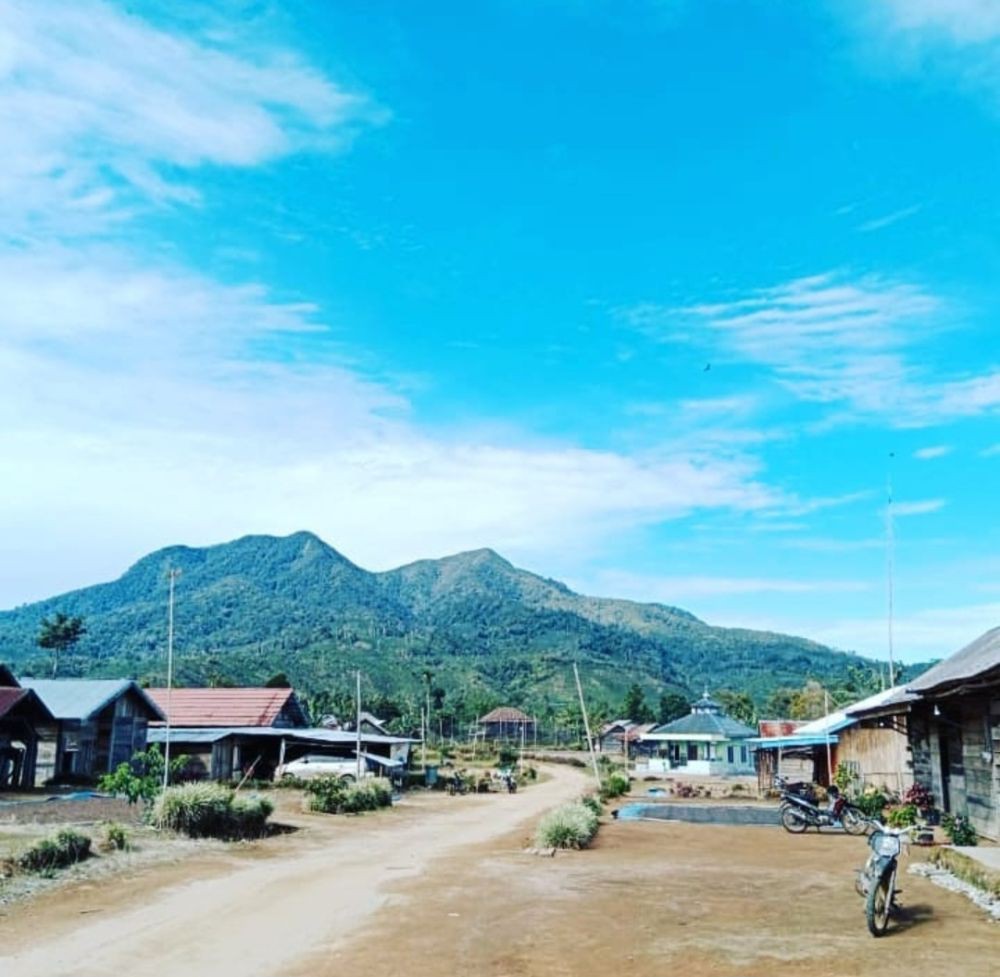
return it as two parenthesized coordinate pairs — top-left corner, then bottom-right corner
(0, 765), (587, 977)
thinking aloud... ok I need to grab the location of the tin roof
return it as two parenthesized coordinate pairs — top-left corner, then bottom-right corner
(906, 626), (1000, 695)
(146, 687), (306, 728)
(146, 726), (417, 746)
(646, 711), (756, 739)
(21, 678), (163, 722)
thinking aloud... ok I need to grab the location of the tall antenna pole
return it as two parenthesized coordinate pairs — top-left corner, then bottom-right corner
(162, 568), (180, 792)
(573, 663), (602, 787)
(886, 456), (896, 688)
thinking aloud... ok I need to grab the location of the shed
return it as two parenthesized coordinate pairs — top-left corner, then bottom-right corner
(479, 707), (535, 742)
(21, 678), (164, 785)
(0, 679), (56, 790)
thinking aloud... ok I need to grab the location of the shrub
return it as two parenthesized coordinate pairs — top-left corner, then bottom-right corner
(536, 803), (599, 850)
(307, 777), (392, 815)
(98, 745), (192, 806)
(152, 783), (273, 840)
(18, 830), (92, 873)
(580, 793), (603, 816)
(885, 804), (918, 828)
(903, 782), (934, 810)
(599, 771), (630, 802)
(854, 786), (890, 819)
(942, 813), (978, 846)
(101, 821), (131, 852)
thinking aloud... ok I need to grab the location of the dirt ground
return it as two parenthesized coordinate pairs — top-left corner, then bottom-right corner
(1, 769), (997, 977)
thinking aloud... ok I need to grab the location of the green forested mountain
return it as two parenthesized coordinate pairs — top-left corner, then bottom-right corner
(0, 531), (882, 725)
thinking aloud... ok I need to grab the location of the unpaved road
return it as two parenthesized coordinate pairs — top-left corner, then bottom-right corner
(0, 765), (586, 977)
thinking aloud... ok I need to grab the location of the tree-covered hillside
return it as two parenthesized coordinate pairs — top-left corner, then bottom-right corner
(0, 531), (883, 725)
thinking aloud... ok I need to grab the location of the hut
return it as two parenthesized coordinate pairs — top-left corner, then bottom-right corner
(640, 692), (756, 775)
(478, 707), (535, 742)
(596, 720), (657, 757)
(0, 666), (57, 790)
(21, 678), (164, 785)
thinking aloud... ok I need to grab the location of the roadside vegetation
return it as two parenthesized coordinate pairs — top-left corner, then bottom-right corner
(305, 777), (392, 815)
(536, 802), (600, 850)
(152, 783), (274, 840)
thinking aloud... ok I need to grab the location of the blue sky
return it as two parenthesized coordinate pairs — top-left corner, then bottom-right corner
(1, 0), (999, 662)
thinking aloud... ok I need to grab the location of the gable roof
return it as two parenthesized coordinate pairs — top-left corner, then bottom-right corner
(480, 706), (532, 723)
(0, 664), (19, 688)
(0, 687), (55, 723)
(20, 678), (164, 722)
(146, 687), (307, 728)
(906, 627), (1000, 695)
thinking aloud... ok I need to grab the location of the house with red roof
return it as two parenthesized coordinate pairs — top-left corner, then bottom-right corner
(0, 665), (56, 789)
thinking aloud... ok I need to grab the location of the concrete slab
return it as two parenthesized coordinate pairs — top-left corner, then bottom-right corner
(952, 845), (1000, 870)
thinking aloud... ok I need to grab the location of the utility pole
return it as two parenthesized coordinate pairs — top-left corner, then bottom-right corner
(355, 670), (363, 781)
(162, 568), (180, 792)
(573, 663), (602, 787)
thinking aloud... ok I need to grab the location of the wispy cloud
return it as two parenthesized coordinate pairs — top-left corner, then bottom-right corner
(982, 443), (1000, 457)
(857, 204), (921, 233)
(913, 444), (952, 460)
(877, 0), (1000, 45)
(891, 499), (946, 517)
(618, 271), (1000, 427)
(0, 0), (380, 233)
(585, 569), (869, 602)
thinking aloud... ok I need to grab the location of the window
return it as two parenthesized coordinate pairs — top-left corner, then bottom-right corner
(740, 746), (748, 763)
(727, 746), (735, 763)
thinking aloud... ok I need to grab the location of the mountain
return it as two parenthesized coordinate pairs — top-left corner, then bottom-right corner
(0, 531), (878, 721)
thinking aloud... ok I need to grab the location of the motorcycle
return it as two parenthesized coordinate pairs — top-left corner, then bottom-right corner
(775, 776), (867, 835)
(855, 822), (915, 936)
(447, 772), (468, 796)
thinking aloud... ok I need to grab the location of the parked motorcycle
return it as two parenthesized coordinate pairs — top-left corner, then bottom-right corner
(855, 822), (915, 936)
(775, 776), (867, 835)
(448, 772), (468, 796)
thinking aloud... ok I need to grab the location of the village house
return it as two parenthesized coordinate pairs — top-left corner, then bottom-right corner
(639, 692), (756, 775)
(20, 677), (163, 785)
(752, 685), (916, 793)
(899, 627), (1000, 841)
(478, 706), (535, 743)
(0, 665), (56, 790)
(595, 719), (657, 757)
(146, 686), (414, 781)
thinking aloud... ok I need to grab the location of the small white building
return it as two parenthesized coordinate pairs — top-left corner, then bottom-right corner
(639, 692), (756, 776)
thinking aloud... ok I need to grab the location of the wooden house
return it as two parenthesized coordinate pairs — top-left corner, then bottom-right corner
(640, 692), (756, 775)
(21, 678), (164, 785)
(0, 666), (57, 790)
(596, 720), (657, 757)
(478, 707), (535, 742)
(901, 628), (1000, 841)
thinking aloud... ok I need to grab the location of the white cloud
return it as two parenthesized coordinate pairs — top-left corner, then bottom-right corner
(582, 569), (869, 602)
(857, 204), (921, 233)
(620, 272), (1000, 426)
(913, 444), (952, 460)
(877, 0), (1000, 44)
(891, 499), (946, 517)
(0, 0), (378, 232)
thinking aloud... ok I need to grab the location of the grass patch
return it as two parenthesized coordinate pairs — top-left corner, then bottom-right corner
(536, 802), (600, 850)
(152, 783), (274, 840)
(928, 848), (1000, 898)
(15, 829), (92, 874)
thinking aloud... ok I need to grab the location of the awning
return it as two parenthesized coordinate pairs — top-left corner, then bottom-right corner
(747, 734), (841, 749)
(357, 751), (403, 768)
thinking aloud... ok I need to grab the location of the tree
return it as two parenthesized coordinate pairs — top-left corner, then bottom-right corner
(37, 612), (86, 678)
(716, 689), (757, 726)
(265, 672), (292, 688)
(621, 682), (653, 722)
(788, 680), (828, 721)
(658, 691), (689, 724)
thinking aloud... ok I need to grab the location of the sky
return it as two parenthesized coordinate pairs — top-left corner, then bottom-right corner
(1, 0), (999, 663)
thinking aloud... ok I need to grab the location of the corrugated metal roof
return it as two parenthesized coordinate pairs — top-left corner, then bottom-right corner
(907, 627), (1000, 694)
(146, 725), (417, 746)
(748, 733), (841, 749)
(21, 679), (163, 722)
(480, 707), (532, 723)
(146, 687), (303, 727)
(757, 720), (804, 738)
(0, 687), (55, 722)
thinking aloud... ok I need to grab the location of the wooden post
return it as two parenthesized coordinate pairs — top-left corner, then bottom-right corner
(573, 663), (602, 788)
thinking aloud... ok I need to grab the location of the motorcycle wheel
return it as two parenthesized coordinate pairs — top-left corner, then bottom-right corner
(866, 873), (892, 937)
(841, 806), (868, 836)
(781, 806), (809, 833)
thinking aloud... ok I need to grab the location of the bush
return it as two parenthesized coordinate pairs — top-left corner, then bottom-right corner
(854, 786), (891, 819)
(152, 783), (273, 840)
(942, 813), (977, 846)
(98, 745), (192, 806)
(885, 804), (918, 828)
(101, 821), (131, 852)
(580, 793), (603, 816)
(536, 802), (600, 850)
(903, 782), (934, 810)
(18, 830), (92, 873)
(307, 777), (392, 815)
(599, 771), (630, 802)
